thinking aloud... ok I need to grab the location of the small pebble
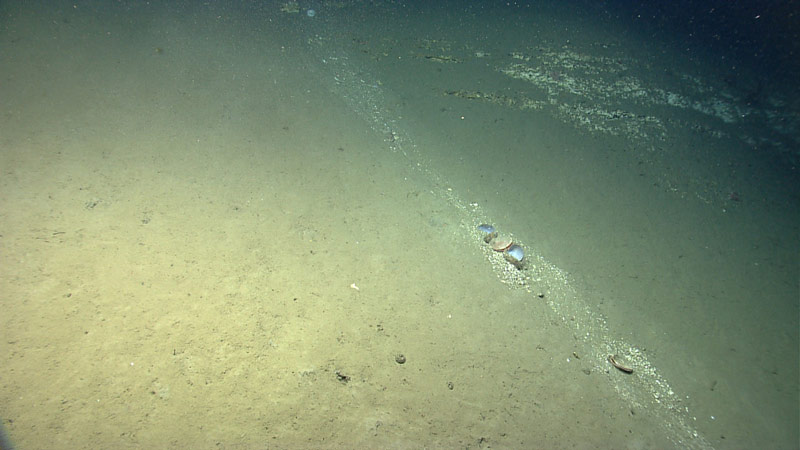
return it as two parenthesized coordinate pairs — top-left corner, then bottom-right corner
(395, 354), (406, 364)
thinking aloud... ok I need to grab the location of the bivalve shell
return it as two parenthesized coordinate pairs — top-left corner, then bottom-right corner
(490, 234), (513, 251)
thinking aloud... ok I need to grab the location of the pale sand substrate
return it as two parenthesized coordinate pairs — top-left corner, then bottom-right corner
(1, 2), (797, 449)
(0, 5), (672, 448)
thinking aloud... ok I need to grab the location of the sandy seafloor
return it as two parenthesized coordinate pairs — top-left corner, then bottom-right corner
(1, 1), (798, 449)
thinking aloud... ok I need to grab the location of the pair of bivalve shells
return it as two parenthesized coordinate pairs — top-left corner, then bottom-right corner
(477, 224), (524, 269)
